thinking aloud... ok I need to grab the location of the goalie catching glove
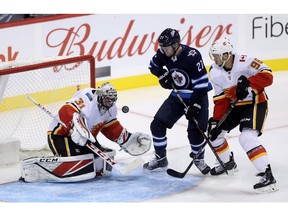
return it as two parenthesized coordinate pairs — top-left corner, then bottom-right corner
(117, 128), (151, 156)
(70, 112), (96, 146)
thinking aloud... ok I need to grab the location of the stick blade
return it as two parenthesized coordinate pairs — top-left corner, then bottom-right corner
(166, 168), (185, 178)
(121, 157), (145, 174)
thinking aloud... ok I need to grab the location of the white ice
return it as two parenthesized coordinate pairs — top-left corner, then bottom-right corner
(114, 70), (288, 202)
(1, 71), (288, 215)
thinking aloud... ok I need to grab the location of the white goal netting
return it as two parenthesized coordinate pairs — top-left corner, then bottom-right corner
(0, 55), (96, 154)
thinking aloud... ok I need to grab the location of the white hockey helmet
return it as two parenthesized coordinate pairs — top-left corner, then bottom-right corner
(96, 82), (117, 109)
(209, 37), (234, 67)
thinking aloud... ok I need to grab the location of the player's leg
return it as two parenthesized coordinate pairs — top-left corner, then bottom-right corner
(47, 134), (115, 176)
(187, 94), (210, 174)
(143, 95), (185, 171)
(239, 101), (277, 192)
(209, 109), (239, 175)
(21, 154), (96, 182)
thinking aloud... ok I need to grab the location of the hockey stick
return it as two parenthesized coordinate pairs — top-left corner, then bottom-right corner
(166, 86), (238, 178)
(26, 95), (144, 175)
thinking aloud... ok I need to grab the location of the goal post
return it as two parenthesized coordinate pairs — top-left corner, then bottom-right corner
(0, 55), (96, 155)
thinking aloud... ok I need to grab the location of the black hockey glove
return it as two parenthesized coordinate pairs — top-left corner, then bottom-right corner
(185, 99), (202, 120)
(208, 118), (221, 141)
(158, 69), (173, 89)
(236, 75), (250, 100)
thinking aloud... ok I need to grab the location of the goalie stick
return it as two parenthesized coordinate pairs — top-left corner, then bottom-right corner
(26, 95), (144, 175)
(166, 86), (238, 178)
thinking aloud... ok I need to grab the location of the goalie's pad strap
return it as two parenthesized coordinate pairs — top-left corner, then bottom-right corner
(22, 154), (95, 182)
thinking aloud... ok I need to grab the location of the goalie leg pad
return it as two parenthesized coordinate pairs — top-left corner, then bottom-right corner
(21, 154), (95, 182)
(94, 148), (116, 176)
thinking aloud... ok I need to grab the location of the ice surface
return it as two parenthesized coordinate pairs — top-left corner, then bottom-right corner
(1, 71), (288, 215)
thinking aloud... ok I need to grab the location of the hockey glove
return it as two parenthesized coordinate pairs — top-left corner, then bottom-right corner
(118, 129), (152, 156)
(236, 75), (250, 100)
(186, 99), (202, 120)
(70, 112), (95, 146)
(158, 69), (173, 89)
(208, 118), (221, 141)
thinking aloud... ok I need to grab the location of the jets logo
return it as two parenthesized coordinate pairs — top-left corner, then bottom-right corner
(170, 68), (190, 88)
(188, 49), (197, 57)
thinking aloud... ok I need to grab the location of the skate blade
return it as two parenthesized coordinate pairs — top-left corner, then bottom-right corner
(227, 167), (239, 176)
(254, 183), (279, 193)
(142, 166), (168, 173)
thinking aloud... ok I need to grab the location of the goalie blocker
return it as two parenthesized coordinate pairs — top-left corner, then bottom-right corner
(21, 150), (116, 182)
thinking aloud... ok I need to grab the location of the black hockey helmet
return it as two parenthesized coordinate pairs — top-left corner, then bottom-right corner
(158, 28), (180, 47)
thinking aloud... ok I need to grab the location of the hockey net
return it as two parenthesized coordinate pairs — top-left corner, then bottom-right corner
(0, 55), (96, 160)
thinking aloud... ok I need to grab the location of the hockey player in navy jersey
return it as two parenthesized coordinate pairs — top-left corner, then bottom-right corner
(143, 28), (212, 174)
(208, 37), (277, 192)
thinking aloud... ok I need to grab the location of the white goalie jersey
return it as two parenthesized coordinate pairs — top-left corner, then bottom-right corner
(48, 87), (118, 137)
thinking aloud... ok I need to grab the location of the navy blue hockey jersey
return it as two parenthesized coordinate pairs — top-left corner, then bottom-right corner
(149, 44), (212, 99)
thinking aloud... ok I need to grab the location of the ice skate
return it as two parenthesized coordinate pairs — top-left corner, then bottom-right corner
(210, 152), (238, 175)
(253, 165), (278, 193)
(194, 159), (210, 175)
(143, 154), (168, 171)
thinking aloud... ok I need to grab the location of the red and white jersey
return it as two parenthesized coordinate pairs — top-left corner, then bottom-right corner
(48, 88), (125, 142)
(209, 53), (273, 120)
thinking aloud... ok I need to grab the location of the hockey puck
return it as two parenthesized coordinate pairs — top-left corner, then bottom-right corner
(121, 106), (129, 113)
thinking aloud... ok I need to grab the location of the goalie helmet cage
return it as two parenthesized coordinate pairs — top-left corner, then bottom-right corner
(0, 55), (96, 152)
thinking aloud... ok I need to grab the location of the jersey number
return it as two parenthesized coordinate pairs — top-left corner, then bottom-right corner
(250, 58), (263, 70)
(74, 98), (85, 109)
(196, 60), (204, 72)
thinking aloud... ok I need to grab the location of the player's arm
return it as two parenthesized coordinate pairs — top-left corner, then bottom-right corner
(101, 119), (151, 156)
(208, 93), (231, 141)
(248, 58), (273, 90)
(210, 74), (231, 121)
(54, 91), (89, 135)
(70, 112), (95, 146)
(190, 49), (212, 95)
(236, 58), (273, 100)
(149, 51), (165, 77)
(148, 52), (173, 89)
(186, 51), (212, 120)
(55, 103), (80, 134)
(212, 93), (231, 120)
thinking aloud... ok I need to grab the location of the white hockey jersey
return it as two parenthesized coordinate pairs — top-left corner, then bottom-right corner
(48, 88), (124, 142)
(209, 53), (273, 120)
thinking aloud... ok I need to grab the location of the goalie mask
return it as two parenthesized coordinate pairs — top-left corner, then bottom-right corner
(96, 82), (118, 111)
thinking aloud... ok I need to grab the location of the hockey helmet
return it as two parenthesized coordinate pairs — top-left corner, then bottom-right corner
(158, 28), (180, 47)
(96, 82), (117, 109)
(209, 37), (234, 59)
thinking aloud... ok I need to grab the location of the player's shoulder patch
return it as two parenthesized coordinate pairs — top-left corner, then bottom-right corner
(238, 54), (247, 62)
(85, 92), (93, 101)
(187, 47), (199, 57)
(187, 49), (198, 57)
